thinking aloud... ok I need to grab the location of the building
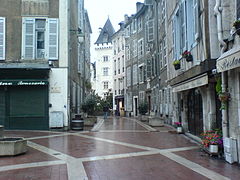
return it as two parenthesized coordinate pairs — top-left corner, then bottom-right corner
(112, 20), (126, 116)
(0, 0), (91, 130)
(92, 18), (115, 98)
(215, 0), (240, 164)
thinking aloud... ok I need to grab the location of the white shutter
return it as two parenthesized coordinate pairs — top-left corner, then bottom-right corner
(187, 0), (194, 49)
(193, 0), (199, 40)
(0, 18), (5, 60)
(47, 18), (58, 60)
(22, 18), (35, 59)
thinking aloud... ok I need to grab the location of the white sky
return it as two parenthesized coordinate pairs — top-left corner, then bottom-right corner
(85, 0), (144, 61)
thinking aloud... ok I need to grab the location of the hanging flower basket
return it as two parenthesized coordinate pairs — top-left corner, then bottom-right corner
(218, 92), (230, 102)
(173, 60), (180, 70)
(182, 50), (193, 62)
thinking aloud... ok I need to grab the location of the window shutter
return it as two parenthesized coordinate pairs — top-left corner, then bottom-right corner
(187, 0), (194, 49)
(0, 17), (5, 60)
(193, 0), (199, 40)
(47, 18), (58, 60)
(22, 18), (35, 59)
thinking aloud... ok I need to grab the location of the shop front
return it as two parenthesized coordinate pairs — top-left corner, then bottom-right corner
(0, 69), (49, 130)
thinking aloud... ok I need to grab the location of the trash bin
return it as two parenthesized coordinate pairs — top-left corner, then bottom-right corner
(71, 115), (84, 130)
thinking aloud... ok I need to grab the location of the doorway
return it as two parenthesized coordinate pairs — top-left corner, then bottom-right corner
(188, 89), (203, 136)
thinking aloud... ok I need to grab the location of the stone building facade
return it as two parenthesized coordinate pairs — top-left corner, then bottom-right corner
(112, 22), (126, 116)
(0, 0), (91, 130)
(93, 18), (115, 98)
(123, 0), (240, 163)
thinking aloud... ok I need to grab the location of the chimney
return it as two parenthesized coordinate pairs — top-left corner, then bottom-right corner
(136, 2), (144, 12)
(124, 14), (129, 23)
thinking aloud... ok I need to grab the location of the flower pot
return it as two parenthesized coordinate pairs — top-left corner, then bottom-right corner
(209, 144), (218, 153)
(177, 127), (183, 133)
(174, 64), (180, 70)
(185, 54), (193, 62)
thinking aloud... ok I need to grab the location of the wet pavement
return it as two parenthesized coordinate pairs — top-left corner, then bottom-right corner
(0, 117), (240, 180)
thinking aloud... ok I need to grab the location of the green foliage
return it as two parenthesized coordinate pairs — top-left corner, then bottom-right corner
(85, 80), (92, 90)
(81, 94), (96, 115)
(233, 20), (240, 27)
(215, 78), (222, 95)
(138, 102), (148, 115)
(172, 60), (180, 65)
(105, 93), (113, 109)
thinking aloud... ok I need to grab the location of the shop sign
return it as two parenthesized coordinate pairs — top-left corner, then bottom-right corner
(172, 74), (208, 92)
(0, 80), (48, 86)
(217, 48), (240, 72)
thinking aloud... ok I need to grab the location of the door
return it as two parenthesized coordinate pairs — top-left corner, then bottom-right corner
(188, 89), (203, 136)
(0, 87), (5, 126)
(134, 98), (138, 116)
(7, 86), (49, 130)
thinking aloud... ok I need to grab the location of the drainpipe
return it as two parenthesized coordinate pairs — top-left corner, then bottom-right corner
(214, 0), (228, 138)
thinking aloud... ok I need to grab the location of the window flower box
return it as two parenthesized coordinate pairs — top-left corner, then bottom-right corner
(173, 60), (180, 70)
(182, 50), (193, 62)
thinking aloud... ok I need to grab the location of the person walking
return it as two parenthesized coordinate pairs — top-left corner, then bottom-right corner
(103, 104), (109, 120)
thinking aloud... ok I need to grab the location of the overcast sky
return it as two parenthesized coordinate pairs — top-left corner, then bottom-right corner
(85, 0), (144, 60)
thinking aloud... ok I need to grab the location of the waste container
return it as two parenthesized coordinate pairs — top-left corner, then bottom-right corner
(71, 114), (84, 130)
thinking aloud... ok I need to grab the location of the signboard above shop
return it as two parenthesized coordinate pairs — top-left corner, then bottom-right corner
(217, 47), (240, 72)
(0, 80), (48, 86)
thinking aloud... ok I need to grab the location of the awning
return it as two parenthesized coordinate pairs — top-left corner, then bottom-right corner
(172, 73), (208, 92)
(216, 46), (240, 72)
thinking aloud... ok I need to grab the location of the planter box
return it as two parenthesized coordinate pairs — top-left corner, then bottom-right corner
(84, 116), (97, 126)
(174, 64), (180, 70)
(177, 127), (183, 133)
(148, 117), (164, 127)
(139, 115), (149, 122)
(209, 144), (218, 153)
(0, 138), (27, 156)
(0, 125), (3, 138)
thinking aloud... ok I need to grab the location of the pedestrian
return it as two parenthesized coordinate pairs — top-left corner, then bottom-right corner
(103, 104), (109, 119)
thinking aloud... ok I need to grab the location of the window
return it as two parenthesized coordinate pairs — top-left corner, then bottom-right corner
(103, 81), (108, 89)
(22, 18), (58, 60)
(103, 67), (109, 76)
(126, 47), (130, 61)
(237, 0), (240, 19)
(147, 19), (154, 42)
(126, 67), (131, 87)
(103, 56), (109, 62)
(0, 17), (5, 60)
(138, 38), (144, 58)
(133, 64), (138, 85)
(132, 19), (137, 33)
(138, 16), (143, 32)
(118, 58), (120, 74)
(146, 58), (152, 79)
(114, 59), (116, 75)
(173, 0), (199, 59)
(139, 65), (144, 83)
(133, 40), (137, 57)
(139, 91), (145, 103)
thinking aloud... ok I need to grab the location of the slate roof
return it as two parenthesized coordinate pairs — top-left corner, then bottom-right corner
(95, 18), (115, 44)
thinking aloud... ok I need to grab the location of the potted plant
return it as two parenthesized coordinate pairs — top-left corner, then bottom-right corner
(182, 50), (193, 62)
(174, 122), (183, 133)
(172, 60), (181, 70)
(138, 102), (148, 121)
(233, 20), (240, 35)
(201, 130), (223, 154)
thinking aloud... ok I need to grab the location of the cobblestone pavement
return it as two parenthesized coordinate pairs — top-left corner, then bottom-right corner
(1, 117), (240, 180)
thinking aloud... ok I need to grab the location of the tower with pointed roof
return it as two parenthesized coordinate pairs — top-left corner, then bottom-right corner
(92, 18), (115, 99)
